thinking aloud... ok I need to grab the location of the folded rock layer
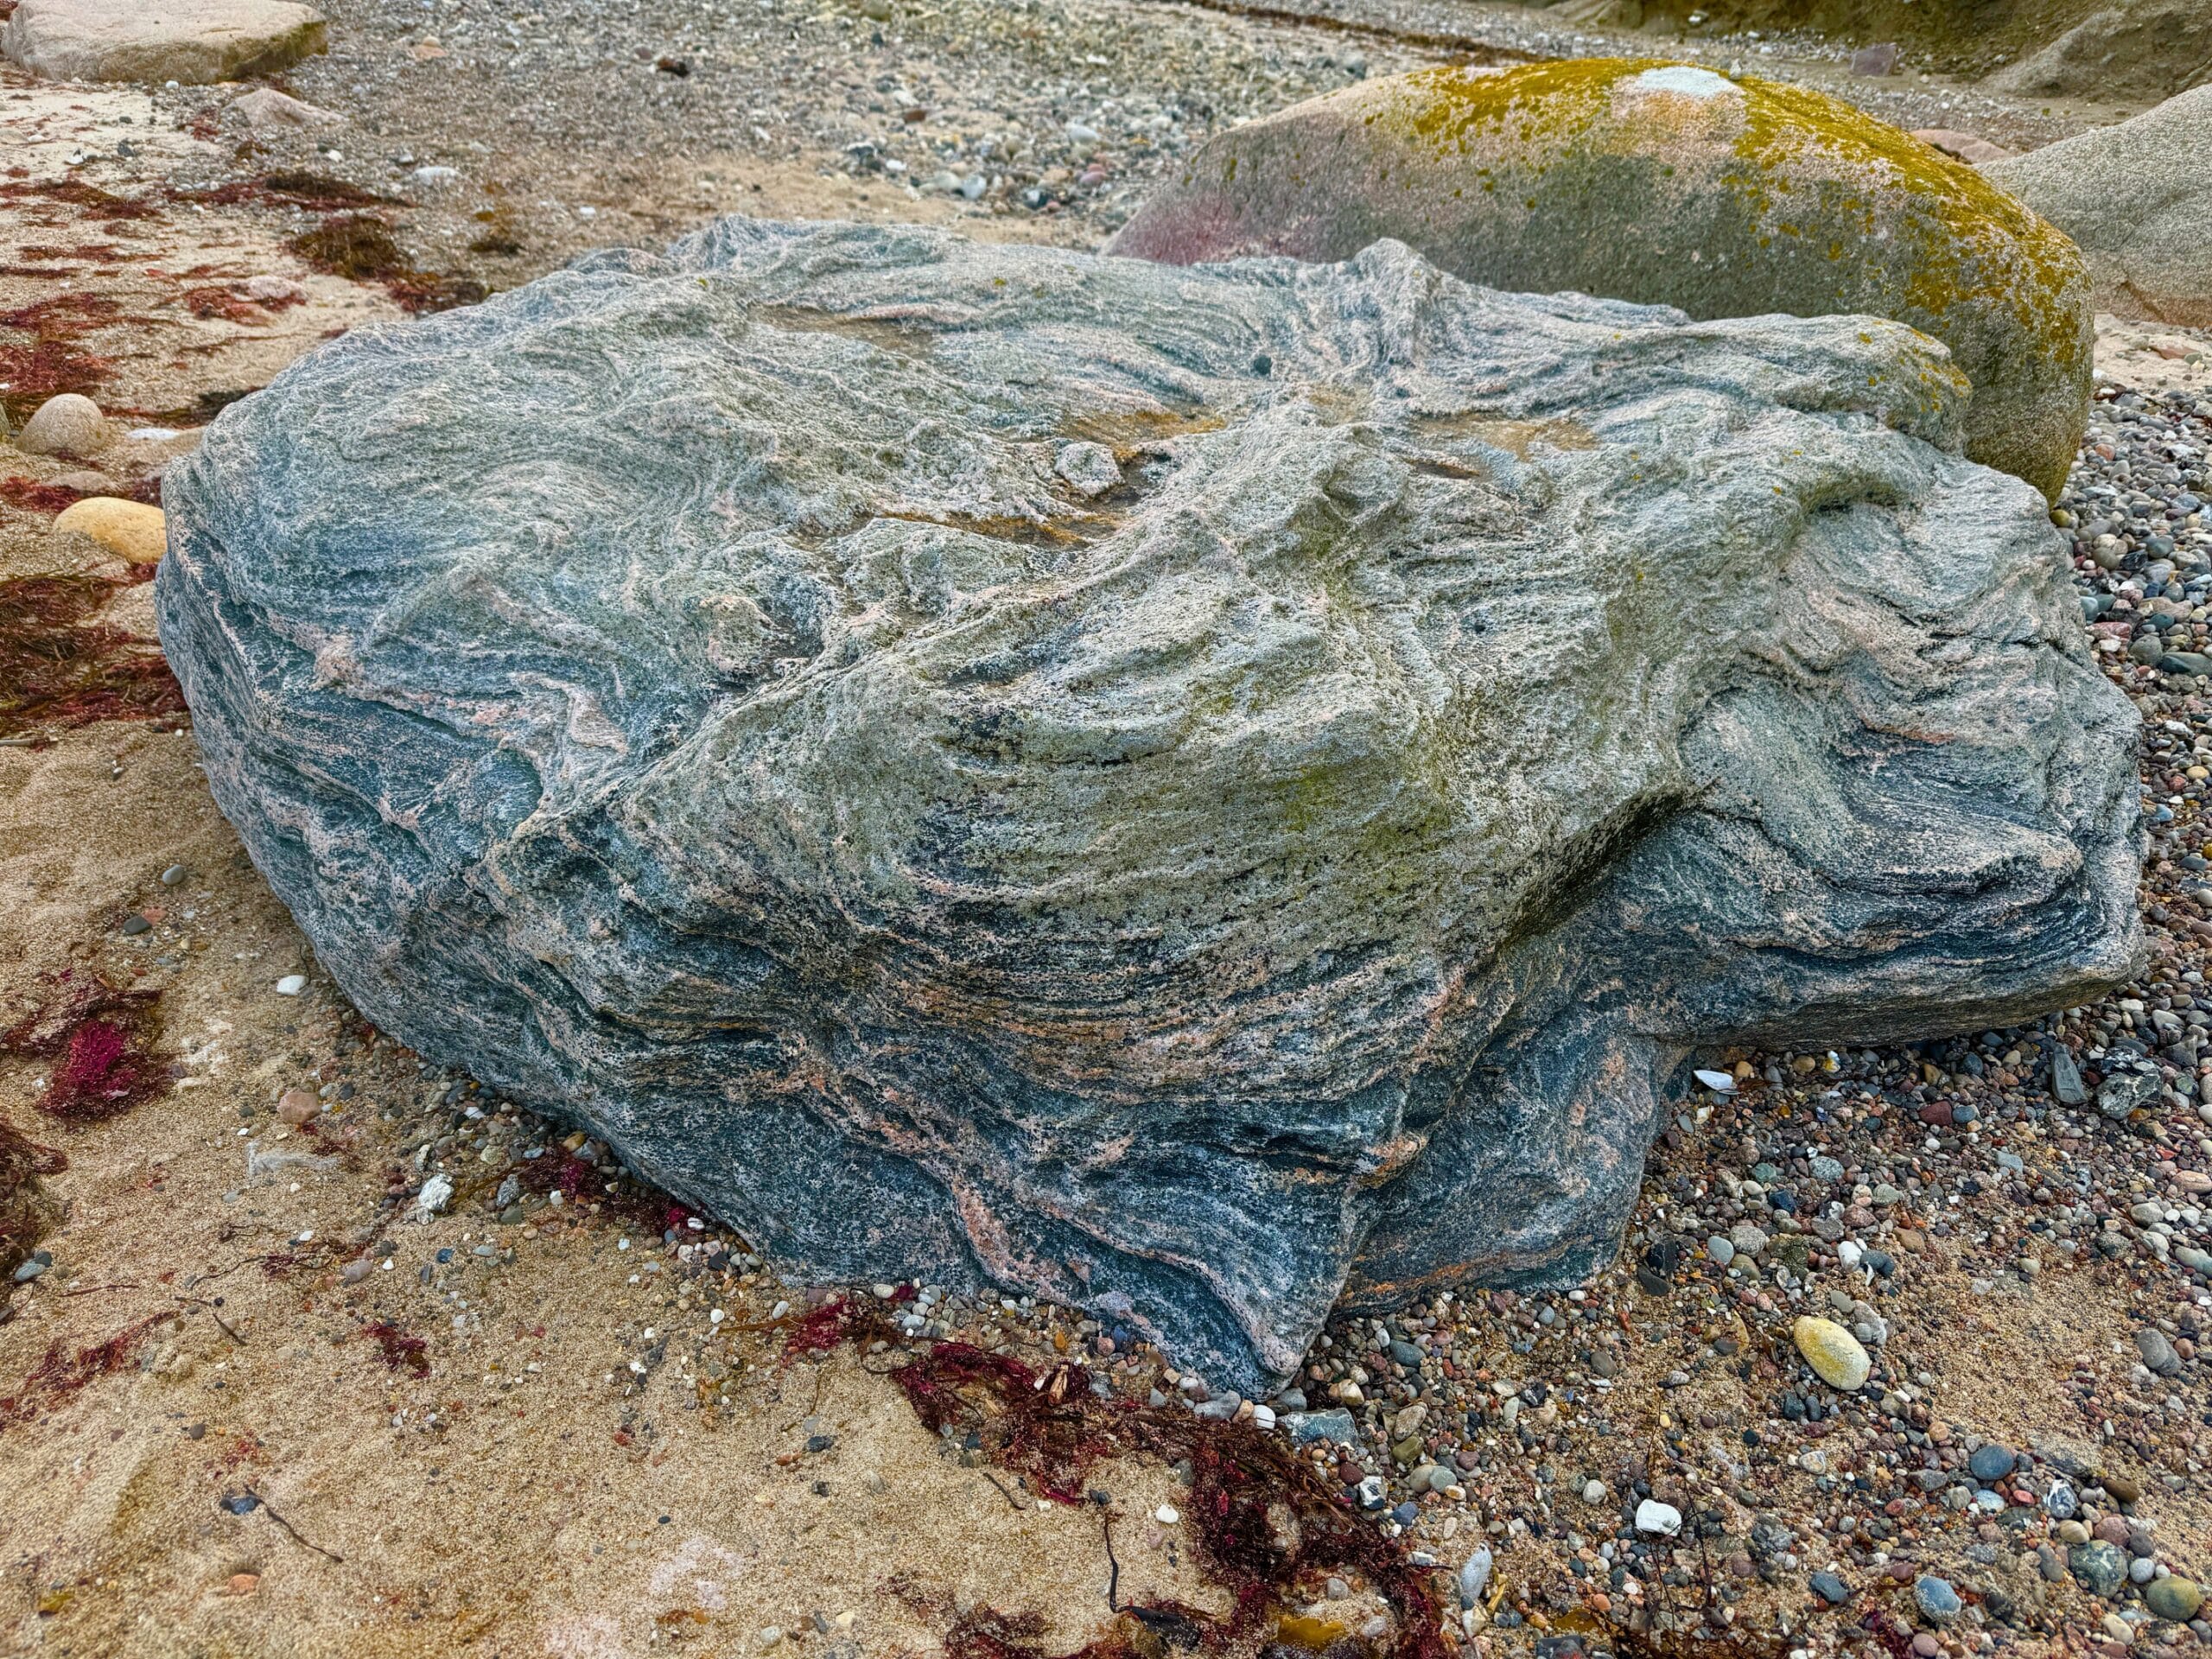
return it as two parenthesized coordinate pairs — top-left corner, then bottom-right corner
(156, 219), (2141, 1394)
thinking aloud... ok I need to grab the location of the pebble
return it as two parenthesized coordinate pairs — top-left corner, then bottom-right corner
(2050, 1044), (2085, 1103)
(1810, 1571), (1852, 1605)
(1791, 1316), (1871, 1389)
(415, 1173), (454, 1216)
(2071, 1540), (2128, 1599)
(275, 975), (307, 996)
(1706, 1234), (1734, 1266)
(14, 393), (110, 456)
(1914, 1575), (1962, 1622)
(1967, 1441), (2017, 1484)
(2135, 1327), (2183, 1376)
(1633, 1499), (1681, 1536)
(2146, 1577), (2204, 1622)
(1458, 1544), (1492, 1608)
(53, 498), (167, 567)
(1580, 1478), (1605, 1504)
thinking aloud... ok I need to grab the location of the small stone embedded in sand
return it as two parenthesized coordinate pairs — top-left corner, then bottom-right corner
(1912, 128), (2016, 165)
(276, 1088), (318, 1125)
(231, 85), (341, 129)
(1793, 1316), (1872, 1390)
(14, 393), (111, 456)
(274, 974), (305, 996)
(54, 497), (167, 566)
(240, 275), (307, 305)
(1634, 1499), (1682, 1535)
(414, 1173), (454, 1217)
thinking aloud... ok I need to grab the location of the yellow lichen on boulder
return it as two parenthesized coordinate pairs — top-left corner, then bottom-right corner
(1110, 58), (2092, 499)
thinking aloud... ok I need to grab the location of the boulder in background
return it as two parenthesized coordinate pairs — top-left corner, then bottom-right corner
(1108, 59), (2094, 500)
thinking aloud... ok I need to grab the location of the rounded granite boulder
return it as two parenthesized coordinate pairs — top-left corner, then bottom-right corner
(1985, 86), (2212, 331)
(156, 219), (2139, 1395)
(1109, 58), (2093, 501)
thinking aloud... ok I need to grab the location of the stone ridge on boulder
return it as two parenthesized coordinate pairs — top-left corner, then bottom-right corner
(1107, 58), (2093, 503)
(156, 219), (2141, 1395)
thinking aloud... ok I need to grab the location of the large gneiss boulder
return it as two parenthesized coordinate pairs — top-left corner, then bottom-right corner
(156, 219), (2141, 1394)
(1108, 59), (2094, 502)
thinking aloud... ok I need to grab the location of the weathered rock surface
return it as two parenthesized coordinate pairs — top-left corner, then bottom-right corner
(157, 219), (2141, 1393)
(1988, 0), (2212, 105)
(1108, 59), (2093, 501)
(1985, 88), (2212, 329)
(2, 0), (327, 86)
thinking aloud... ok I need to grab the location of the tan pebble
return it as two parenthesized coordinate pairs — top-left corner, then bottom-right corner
(16, 393), (111, 455)
(276, 1088), (320, 1126)
(54, 497), (167, 566)
(1791, 1316), (1871, 1390)
(226, 1573), (259, 1596)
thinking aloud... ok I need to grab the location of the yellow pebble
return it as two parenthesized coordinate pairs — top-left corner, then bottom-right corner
(54, 496), (167, 566)
(1791, 1316), (1870, 1390)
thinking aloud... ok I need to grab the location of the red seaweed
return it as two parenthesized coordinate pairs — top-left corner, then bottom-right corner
(783, 1303), (1451, 1659)
(1, 477), (86, 513)
(0, 1315), (165, 1432)
(1, 973), (167, 1122)
(0, 289), (123, 423)
(0, 1118), (67, 1280)
(0, 572), (187, 737)
(289, 215), (486, 315)
(360, 1319), (430, 1376)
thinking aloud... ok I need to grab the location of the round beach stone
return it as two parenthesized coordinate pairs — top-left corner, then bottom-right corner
(1793, 1316), (1872, 1389)
(1967, 1441), (2018, 1484)
(2070, 1541), (2127, 1599)
(1914, 1576), (1962, 1622)
(1110, 58), (2093, 499)
(13, 393), (111, 456)
(53, 497), (166, 566)
(2145, 1577), (2203, 1623)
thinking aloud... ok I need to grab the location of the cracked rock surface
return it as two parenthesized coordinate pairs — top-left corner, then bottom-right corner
(156, 218), (2142, 1394)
